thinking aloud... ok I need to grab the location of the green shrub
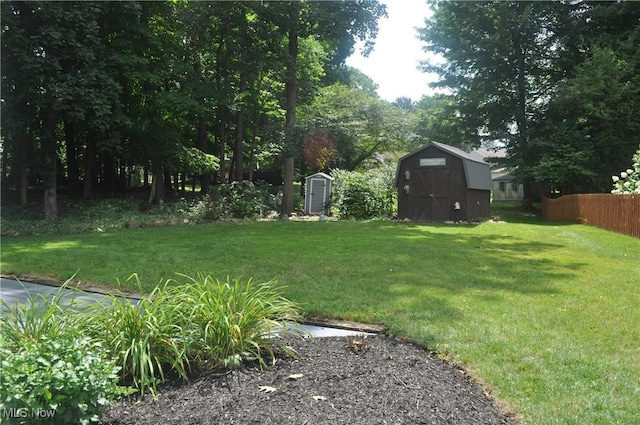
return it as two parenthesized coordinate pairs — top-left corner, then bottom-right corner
(193, 181), (280, 220)
(0, 288), (126, 425)
(0, 337), (123, 425)
(331, 166), (397, 219)
(1, 198), (197, 236)
(611, 145), (640, 194)
(1, 184), (283, 237)
(0, 275), (303, 402)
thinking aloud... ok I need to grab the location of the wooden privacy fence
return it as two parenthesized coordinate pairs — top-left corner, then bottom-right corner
(541, 194), (640, 238)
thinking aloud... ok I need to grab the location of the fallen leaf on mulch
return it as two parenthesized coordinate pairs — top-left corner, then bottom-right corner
(258, 385), (277, 393)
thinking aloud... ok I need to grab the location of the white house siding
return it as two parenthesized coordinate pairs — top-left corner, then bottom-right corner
(491, 169), (523, 202)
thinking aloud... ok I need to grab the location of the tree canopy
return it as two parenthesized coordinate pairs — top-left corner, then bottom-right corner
(6, 0), (636, 219)
(418, 0), (640, 202)
(1, 0), (387, 218)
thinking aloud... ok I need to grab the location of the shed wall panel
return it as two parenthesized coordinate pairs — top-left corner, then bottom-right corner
(396, 143), (491, 222)
(304, 173), (333, 215)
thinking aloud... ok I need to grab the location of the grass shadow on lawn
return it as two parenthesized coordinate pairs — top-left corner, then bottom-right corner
(370, 225), (572, 343)
(1, 219), (580, 303)
(379, 222), (576, 292)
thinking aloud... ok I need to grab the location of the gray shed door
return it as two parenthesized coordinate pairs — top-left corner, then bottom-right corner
(308, 178), (328, 214)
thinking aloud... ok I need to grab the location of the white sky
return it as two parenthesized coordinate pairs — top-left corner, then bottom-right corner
(345, 0), (438, 102)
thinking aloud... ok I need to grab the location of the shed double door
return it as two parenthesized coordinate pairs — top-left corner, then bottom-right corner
(307, 178), (328, 214)
(411, 168), (451, 222)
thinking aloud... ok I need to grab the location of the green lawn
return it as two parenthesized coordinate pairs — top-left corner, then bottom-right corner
(2, 210), (639, 424)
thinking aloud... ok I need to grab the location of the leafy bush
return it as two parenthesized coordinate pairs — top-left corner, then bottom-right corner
(0, 337), (123, 425)
(1, 198), (196, 236)
(1, 182), (282, 237)
(612, 145), (640, 194)
(331, 166), (397, 219)
(192, 181), (280, 220)
(0, 289), (126, 424)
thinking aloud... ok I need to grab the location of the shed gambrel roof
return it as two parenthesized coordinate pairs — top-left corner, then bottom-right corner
(396, 142), (493, 191)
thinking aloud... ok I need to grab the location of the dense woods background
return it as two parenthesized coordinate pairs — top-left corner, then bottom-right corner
(2, 1), (639, 220)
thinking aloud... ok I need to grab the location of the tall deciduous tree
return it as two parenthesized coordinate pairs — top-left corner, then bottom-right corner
(420, 1), (572, 207)
(270, 0), (386, 216)
(2, 1), (125, 218)
(530, 43), (640, 194)
(419, 0), (640, 199)
(297, 83), (412, 172)
(1, 0), (386, 217)
(529, 3), (640, 194)
(412, 94), (480, 150)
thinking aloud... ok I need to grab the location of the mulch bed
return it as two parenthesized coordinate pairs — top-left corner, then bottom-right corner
(99, 335), (516, 425)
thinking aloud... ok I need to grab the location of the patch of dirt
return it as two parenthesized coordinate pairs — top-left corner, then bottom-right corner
(99, 335), (516, 425)
(274, 213), (340, 222)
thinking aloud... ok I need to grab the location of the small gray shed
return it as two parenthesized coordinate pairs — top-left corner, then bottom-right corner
(304, 172), (333, 215)
(395, 142), (492, 222)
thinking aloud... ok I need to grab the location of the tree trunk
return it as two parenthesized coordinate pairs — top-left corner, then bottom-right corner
(83, 131), (96, 199)
(43, 168), (58, 221)
(148, 159), (165, 205)
(284, 29), (298, 135)
(234, 77), (246, 182)
(215, 25), (229, 185)
(119, 164), (127, 190)
(513, 4), (533, 210)
(17, 128), (28, 206)
(198, 116), (210, 194)
(282, 157), (294, 216)
(103, 150), (117, 194)
(164, 169), (174, 201)
(19, 161), (28, 206)
(282, 5), (299, 218)
(64, 119), (81, 197)
(218, 126), (227, 184)
(248, 133), (256, 182)
(42, 106), (58, 221)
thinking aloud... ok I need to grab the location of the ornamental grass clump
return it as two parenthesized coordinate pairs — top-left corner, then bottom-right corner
(80, 282), (189, 397)
(79, 274), (303, 397)
(0, 289), (72, 349)
(166, 274), (303, 370)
